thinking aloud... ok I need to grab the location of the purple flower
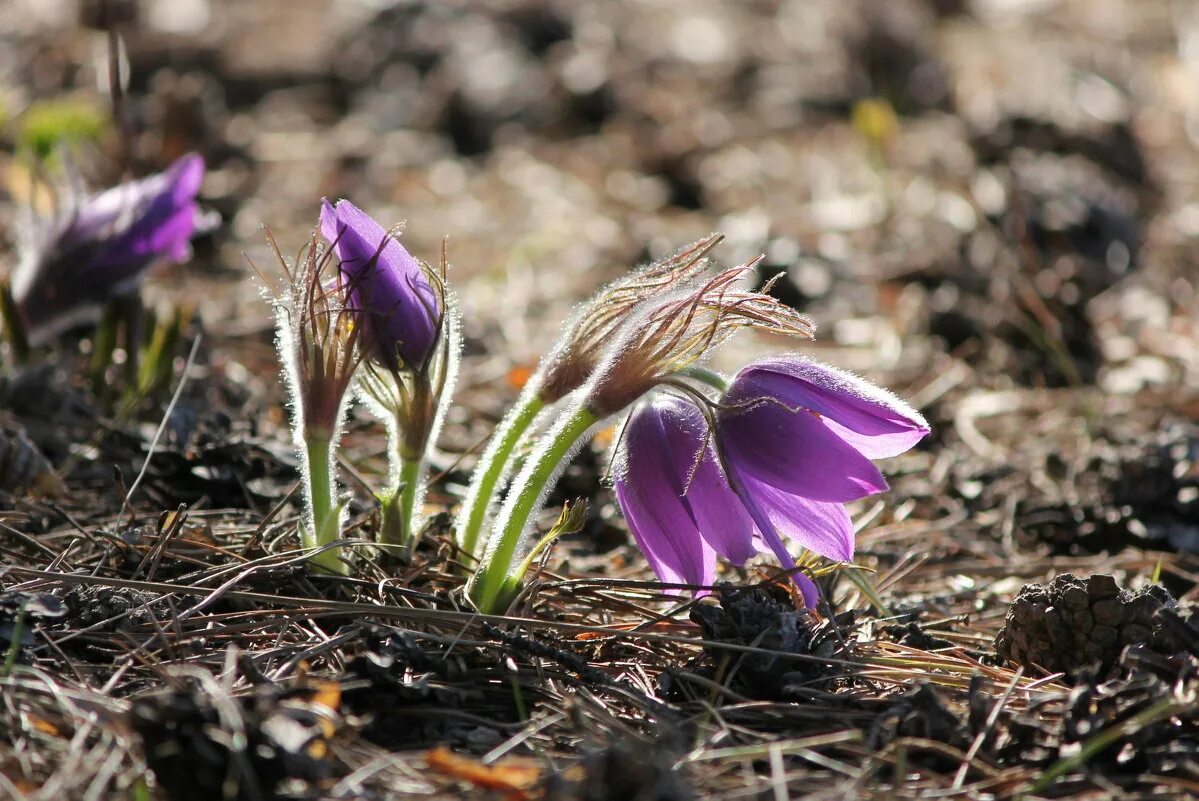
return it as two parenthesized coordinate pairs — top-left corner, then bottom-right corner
(320, 199), (440, 373)
(12, 153), (205, 343)
(612, 356), (928, 607)
(613, 394), (757, 588)
(717, 356), (929, 586)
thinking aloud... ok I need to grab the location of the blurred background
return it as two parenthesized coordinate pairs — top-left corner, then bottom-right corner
(1, 0), (1197, 419)
(6, 6), (1199, 792)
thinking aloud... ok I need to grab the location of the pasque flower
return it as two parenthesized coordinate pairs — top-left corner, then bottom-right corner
(320, 198), (458, 553)
(468, 263), (813, 613)
(320, 198), (440, 372)
(612, 355), (928, 607)
(612, 394), (756, 587)
(718, 355), (928, 601)
(11, 152), (205, 344)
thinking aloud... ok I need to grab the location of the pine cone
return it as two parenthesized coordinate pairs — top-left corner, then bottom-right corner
(63, 585), (165, 630)
(994, 574), (1179, 678)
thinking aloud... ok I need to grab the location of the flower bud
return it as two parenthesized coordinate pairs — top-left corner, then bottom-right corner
(320, 198), (440, 373)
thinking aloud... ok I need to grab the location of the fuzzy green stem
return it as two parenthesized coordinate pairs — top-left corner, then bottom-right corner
(680, 365), (729, 392)
(303, 435), (346, 574)
(379, 454), (423, 554)
(468, 405), (597, 613)
(455, 392), (545, 558)
(399, 456), (421, 531)
(378, 491), (404, 554)
(379, 380), (431, 552)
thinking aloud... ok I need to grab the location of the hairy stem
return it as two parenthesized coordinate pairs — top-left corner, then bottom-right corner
(379, 454), (423, 553)
(454, 391), (545, 558)
(468, 405), (597, 613)
(303, 435), (346, 574)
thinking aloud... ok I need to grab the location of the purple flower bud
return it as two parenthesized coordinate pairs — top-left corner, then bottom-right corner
(12, 153), (205, 343)
(717, 355), (929, 575)
(320, 199), (440, 373)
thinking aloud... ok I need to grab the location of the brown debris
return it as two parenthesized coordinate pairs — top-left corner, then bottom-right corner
(994, 573), (1186, 679)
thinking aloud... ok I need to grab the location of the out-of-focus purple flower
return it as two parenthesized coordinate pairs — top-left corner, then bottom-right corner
(320, 198), (440, 373)
(12, 153), (205, 343)
(717, 356), (929, 584)
(613, 394), (757, 588)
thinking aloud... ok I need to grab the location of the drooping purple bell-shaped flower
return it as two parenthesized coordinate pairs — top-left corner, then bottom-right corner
(319, 199), (440, 373)
(613, 394), (758, 588)
(612, 356), (928, 607)
(12, 152), (205, 343)
(717, 355), (929, 575)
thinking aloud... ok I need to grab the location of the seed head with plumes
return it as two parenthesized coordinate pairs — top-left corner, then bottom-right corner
(584, 263), (815, 418)
(536, 234), (722, 404)
(260, 227), (366, 442)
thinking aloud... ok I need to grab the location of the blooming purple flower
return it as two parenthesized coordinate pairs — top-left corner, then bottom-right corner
(320, 198), (440, 373)
(612, 356), (928, 607)
(613, 394), (757, 588)
(12, 152), (205, 343)
(717, 356), (929, 589)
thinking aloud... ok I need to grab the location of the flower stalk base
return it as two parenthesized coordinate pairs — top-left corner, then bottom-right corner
(468, 405), (597, 613)
(302, 436), (347, 575)
(454, 391), (545, 560)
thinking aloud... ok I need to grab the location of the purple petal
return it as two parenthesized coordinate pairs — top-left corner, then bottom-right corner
(319, 198), (338, 243)
(321, 198), (439, 369)
(793, 570), (821, 610)
(731, 357), (929, 459)
(166, 153), (205, 203)
(718, 392), (889, 503)
(13, 153), (205, 342)
(651, 395), (758, 564)
(684, 435), (758, 564)
(90, 153), (204, 282)
(736, 471), (856, 562)
(102, 203), (196, 267)
(615, 400), (716, 587)
(730, 468), (835, 608)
